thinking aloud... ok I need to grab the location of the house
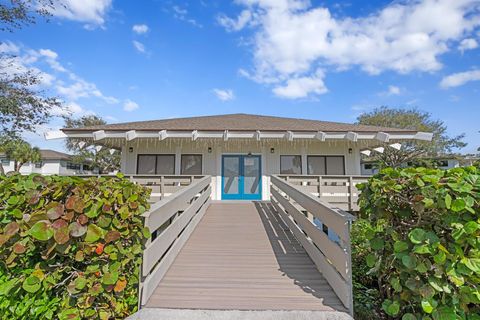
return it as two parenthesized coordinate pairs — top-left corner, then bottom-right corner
(0, 149), (94, 175)
(360, 155), (479, 175)
(52, 114), (434, 316)
(59, 113), (432, 201)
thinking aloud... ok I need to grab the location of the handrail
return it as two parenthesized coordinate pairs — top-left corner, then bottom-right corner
(276, 174), (369, 211)
(270, 175), (354, 315)
(138, 176), (212, 306)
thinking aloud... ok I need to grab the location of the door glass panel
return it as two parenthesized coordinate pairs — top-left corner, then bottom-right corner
(156, 155), (175, 174)
(181, 155), (202, 174)
(137, 155), (156, 174)
(280, 155), (302, 174)
(223, 157), (240, 194)
(307, 156), (326, 175)
(326, 156), (345, 175)
(244, 156), (260, 195)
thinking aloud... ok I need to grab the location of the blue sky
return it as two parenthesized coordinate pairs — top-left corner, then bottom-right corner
(3, 0), (480, 153)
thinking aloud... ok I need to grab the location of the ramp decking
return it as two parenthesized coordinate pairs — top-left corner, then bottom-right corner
(144, 201), (347, 312)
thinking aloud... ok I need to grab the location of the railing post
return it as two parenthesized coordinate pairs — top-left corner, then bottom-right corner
(160, 176), (165, 199)
(348, 176), (354, 211)
(317, 175), (322, 198)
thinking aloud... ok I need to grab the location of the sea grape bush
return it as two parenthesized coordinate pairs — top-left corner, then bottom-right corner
(0, 174), (151, 319)
(356, 166), (480, 319)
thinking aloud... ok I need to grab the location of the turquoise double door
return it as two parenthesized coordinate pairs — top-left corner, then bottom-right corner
(222, 155), (262, 200)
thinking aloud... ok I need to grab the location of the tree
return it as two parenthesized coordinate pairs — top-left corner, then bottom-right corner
(1, 0), (65, 138)
(0, 0), (56, 32)
(357, 107), (466, 167)
(0, 137), (41, 172)
(64, 115), (121, 174)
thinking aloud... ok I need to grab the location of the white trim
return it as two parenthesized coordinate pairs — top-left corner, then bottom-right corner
(57, 129), (433, 142)
(93, 130), (106, 141)
(126, 130), (137, 141)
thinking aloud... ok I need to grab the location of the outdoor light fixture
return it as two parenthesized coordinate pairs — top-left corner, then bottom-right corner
(270, 147), (275, 153)
(348, 148), (353, 154)
(208, 147), (212, 153)
(129, 147), (134, 153)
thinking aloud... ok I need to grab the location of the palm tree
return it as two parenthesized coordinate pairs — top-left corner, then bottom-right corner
(0, 138), (41, 173)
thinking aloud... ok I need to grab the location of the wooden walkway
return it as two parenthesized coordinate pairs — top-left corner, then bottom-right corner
(145, 201), (347, 312)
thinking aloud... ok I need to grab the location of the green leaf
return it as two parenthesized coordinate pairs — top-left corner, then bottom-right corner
(390, 277), (402, 292)
(402, 313), (417, 320)
(382, 299), (400, 316)
(416, 178), (425, 187)
(366, 254), (376, 268)
(445, 194), (452, 209)
(462, 257), (480, 273)
(421, 299), (436, 314)
(409, 228), (426, 244)
(451, 198), (466, 212)
(74, 277), (87, 290)
(370, 237), (384, 250)
(84, 224), (104, 243)
(413, 244), (432, 254)
(394, 240), (409, 252)
(402, 255), (416, 269)
(28, 221), (54, 241)
(102, 272), (119, 285)
(464, 221), (479, 234)
(22, 276), (41, 293)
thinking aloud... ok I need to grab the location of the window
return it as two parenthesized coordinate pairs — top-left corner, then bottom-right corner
(280, 155), (302, 174)
(307, 156), (345, 175)
(137, 154), (175, 175)
(181, 155), (202, 175)
(67, 162), (81, 170)
(35, 162), (43, 168)
(1, 158), (10, 166)
(364, 163), (373, 170)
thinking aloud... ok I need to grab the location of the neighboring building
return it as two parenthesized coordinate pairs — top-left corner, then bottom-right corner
(59, 113), (431, 201)
(361, 155), (479, 175)
(1, 149), (94, 175)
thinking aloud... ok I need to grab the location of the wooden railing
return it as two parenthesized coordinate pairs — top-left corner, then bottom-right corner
(277, 175), (369, 211)
(76, 174), (205, 202)
(270, 175), (355, 315)
(138, 175), (212, 306)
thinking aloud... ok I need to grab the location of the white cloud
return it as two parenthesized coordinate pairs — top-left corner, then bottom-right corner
(458, 38), (478, 52)
(387, 85), (401, 95)
(133, 40), (146, 53)
(213, 89), (235, 101)
(172, 5), (203, 28)
(47, 0), (112, 26)
(273, 71), (327, 99)
(440, 69), (480, 88)
(218, 10), (253, 31)
(123, 100), (140, 111)
(222, 0), (480, 98)
(133, 24), (149, 34)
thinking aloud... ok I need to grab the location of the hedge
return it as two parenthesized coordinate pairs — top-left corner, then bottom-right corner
(354, 166), (480, 320)
(0, 174), (151, 319)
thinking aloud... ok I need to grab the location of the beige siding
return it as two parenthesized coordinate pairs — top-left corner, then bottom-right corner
(121, 139), (362, 200)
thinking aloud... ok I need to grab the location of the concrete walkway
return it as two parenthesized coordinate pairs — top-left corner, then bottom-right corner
(128, 309), (353, 320)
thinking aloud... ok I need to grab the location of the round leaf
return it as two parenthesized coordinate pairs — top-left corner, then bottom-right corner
(85, 224), (104, 243)
(28, 221), (54, 241)
(22, 275), (41, 293)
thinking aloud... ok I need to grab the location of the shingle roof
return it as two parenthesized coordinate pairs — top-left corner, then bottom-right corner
(63, 113), (413, 133)
(39, 149), (72, 161)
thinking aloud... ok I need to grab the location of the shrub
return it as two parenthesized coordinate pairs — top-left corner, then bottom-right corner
(0, 174), (150, 319)
(356, 166), (480, 320)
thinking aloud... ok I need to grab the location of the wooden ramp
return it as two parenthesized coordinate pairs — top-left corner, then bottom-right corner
(145, 201), (347, 312)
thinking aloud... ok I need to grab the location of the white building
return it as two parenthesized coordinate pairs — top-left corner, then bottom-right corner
(1, 149), (93, 175)
(58, 114), (432, 201)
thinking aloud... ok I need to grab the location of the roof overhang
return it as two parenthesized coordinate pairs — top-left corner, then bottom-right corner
(47, 129), (433, 143)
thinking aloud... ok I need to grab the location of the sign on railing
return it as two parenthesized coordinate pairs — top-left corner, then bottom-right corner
(270, 175), (355, 315)
(138, 176), (212, 306)
(277, 175), (369, 211)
